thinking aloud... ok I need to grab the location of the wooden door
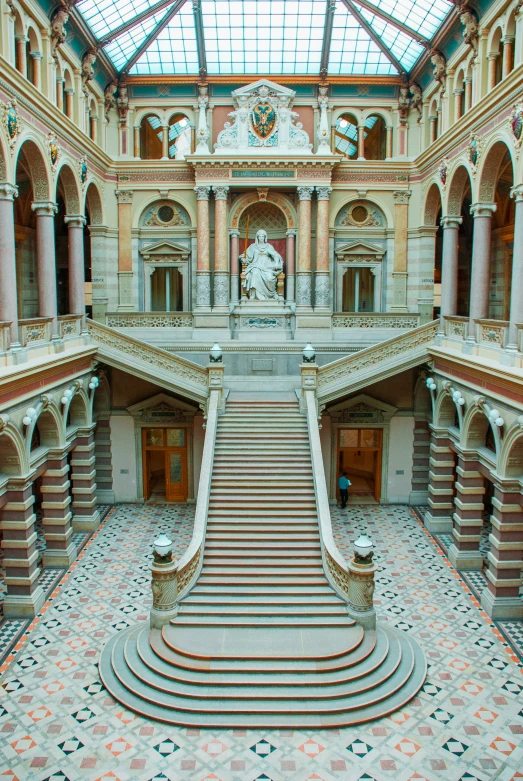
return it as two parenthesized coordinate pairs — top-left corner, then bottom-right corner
(165, 449), (187, 502)
(338, 428), (383, 502)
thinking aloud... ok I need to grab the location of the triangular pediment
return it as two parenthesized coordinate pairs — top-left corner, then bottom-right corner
(127, 392), (197, 419)
(335, 241), (384, 257)
(139, 241), (190, 259)
(329, 393), (397, 421)
(232, 80), (295, 101)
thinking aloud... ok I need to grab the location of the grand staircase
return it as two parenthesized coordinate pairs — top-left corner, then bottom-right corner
(101, 394), (426, 727)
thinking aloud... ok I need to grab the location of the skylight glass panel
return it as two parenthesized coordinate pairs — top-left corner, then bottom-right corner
(131, 2), (198, 73)
(360, 0), (452, 39)
(354, 2), (423, 70)
(329, 4), (397, 74)
(201, 0), (326, 75)
(105, 9), (167, 69)
(77, 0), (163, 39)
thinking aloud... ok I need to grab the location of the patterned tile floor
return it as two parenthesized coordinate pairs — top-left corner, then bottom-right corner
(0, 503), (523, 781)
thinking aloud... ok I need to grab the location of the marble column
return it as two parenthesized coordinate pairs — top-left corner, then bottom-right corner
(115, 189), (134, 309)
(464, 77), (473, 112)
(296, 186), (314, 308)
(286, 230), (296, 304)
(502, 37), (514, 77)
(487, 54), (498, 89)
(392, 190), (411, 311)
(386, 126), (393, 159)
(65, 88), (74, 120)
(41, 454), (76, 567)
(195, 186), (211, 308)
(32, 201), (58, 338)
(0, 183), (20, 346)
(65, 215), (86, 323)
(89, 115), (98, 143)
(229, 230), (240, 304)
(481, 481), (523, 619)
(429, 115), (437, 143)
(161, 125), (169, 160)
(453, 89), (463, 121)
(448, 456), (485, 570)
(468, 203), (496, 340)
(15, 35), (27, 75)
(133, 125), (140, 158)
(423, 432), (456, 533)
(56, 77), (64, 112)
(315, 186), (332, 309)
(70, 428), (100, 531)
(506, 185), (523, 350)
(357, 124), (365, 160)
(212, 185), (229, 308)
(1, 480), (45, 617)
(439, 215), (462, 331)
(30, 51), (42, 89)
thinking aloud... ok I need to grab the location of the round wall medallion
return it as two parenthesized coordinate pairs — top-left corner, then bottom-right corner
(351, 205), (368, 223)
(158, 205), (175, 223)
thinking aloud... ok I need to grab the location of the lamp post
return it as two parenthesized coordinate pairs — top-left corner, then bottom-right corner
(150, 533), (178, 629)
(347, 533), (376, 629)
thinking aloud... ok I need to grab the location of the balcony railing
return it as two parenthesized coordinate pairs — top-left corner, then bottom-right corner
(105, 312), (194, 328)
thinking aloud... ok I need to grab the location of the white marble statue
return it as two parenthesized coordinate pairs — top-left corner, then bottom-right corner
(241, 230), (283, 301)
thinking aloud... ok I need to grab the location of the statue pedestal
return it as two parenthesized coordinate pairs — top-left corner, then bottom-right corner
(231, 300), (294, 341)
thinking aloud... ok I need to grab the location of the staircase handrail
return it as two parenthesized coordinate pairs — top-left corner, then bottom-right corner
(317, 320), (439, 403)
(175, 387), (220, 600)
(86, 319), (208, 404)
(304, 387), (352, 604)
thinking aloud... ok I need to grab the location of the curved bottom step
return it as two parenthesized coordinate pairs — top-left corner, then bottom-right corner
(100, 623), (426, 728)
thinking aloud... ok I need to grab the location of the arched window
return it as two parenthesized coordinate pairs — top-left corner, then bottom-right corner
(364, 115), (387, 160)
(167, 114), (192, 159)
(489, 28), (503, 88)
(335, 113), (358, 158)
(140, 113), (191, 160)
(140, 114), (163, 159)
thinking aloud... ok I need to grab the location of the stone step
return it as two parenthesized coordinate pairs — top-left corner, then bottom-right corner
(202, 556), (323, 567)
(190, 585), (335, 596)
(207, 509), (318, 517)
(204, 541), (321, 549)
(179, 605), (347, 615)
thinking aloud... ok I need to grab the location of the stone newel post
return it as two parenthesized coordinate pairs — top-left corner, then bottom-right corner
(347, 541), (376, 631)
(0, 183), (20, 346)
(150, 536), (178, 630)
(315, 186), (332, 309)
(195, 185), (211, 308)
(297, 186), (314, 308)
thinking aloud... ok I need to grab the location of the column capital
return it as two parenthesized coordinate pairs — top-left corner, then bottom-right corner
(286, 229), (297, 237)
(30, 50), (43, 60)
(316, 186), (332, 200)
(470, 202), (497, 218)
(15, 34), (28, 43)
(212, 185), (229, 200)
(502, 35), (515, 44)
(115, 189), (133, 204)
(194, 185), (211, 200)
(31, 201), (57, 216)
(486, 53), (499, 61)
(64, 87), (75, 95)
(297, 186), (314, 201)
(64, 214), (86, 228)
(441, 215), (463, 229)
(510, 184), (523, 202)
(393, 190), (411, 204)
(0, 182), (18, 200)
(229, 229), (240, 238)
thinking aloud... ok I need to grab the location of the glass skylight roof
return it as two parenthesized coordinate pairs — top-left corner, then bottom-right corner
(76, 0), (454, 76)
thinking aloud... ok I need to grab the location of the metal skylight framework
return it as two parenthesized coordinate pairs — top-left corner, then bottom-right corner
(76, 0), (453, 77)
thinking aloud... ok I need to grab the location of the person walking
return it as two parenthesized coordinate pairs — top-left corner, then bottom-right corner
(338, 471), (351, 509)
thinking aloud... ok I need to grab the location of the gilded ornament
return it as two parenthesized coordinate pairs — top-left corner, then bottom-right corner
(467, 132), (481, 175)
(509, 101), (523, 154)
(47, 132), (60, 171)
(79, 157), (88, 186)
(251, 101), (277, 140)
(1, 99), (22, 150)
(439, 157), (448, 189)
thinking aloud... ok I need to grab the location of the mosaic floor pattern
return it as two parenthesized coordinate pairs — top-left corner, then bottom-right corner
(0, 503), (522, 781)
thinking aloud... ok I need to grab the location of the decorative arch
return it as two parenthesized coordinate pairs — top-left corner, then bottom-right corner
(229, 191), (296, 231)
(26, 402), (63, 455)
(488, 24), (504, 54)
(498, 420), (523, 479)
(361, 108), (392, 126)
(138, 198), (192, 229)
(14, 137), (51, 201)
(134, 194), (195, 229)
(478, 138), (515, 204)
(93, 373), (111, 419)
(434, 390), (457, 429)
(446, 163), (473, 217)
(413, 374), (432, 419)
(0, 420), (26, 477)
(56, 162), (81, 215)
(85, 181), (104, 225)
(332, 196), (390, 229)
(133, 108), (163, 127)
(424, 181), (443, 226)
(462, 405), (492, 451)
(66, 389), (89, 429)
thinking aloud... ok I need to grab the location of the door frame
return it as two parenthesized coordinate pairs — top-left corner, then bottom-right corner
(141, 427), (189, 503)
(337, 427), (383, 502)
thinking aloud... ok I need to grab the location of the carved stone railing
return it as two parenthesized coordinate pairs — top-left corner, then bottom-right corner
(317, 320), (439, 404)
(58, 314), (82, 339)
(332, 313), (420, 329)
(443, 315), (468, 340)
(475, 319), (508, 349)
(105, 312), (194, 328)
(87, 319), (208, 405)
(0, 322), (11, 353)
(19, 317), (53, 347)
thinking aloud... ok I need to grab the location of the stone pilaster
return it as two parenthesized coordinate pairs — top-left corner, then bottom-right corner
(448, 456), (485, 570)
(212, 185), (230, 308)
(115, 190), (134, 310)
(391, 190), (411, 312)
(94, 418), (114, 503)
(423, 432), (455, 533)
(70, 429), (100, 531)
(40, 454), (76, 568)
(296, 186), (314, 308)
(411, 418), (430, 504)
(315, 186), (331, 310)
(1, 480), (45, 618)
(481, 483), (523, 619)
(195, 186), (211, 308)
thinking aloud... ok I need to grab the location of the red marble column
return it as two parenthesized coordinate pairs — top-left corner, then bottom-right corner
(70, 428), (100, 531)
(468, 204), (496, 340)
(65, 216), (86, 321)
(296, 187), (313, 307)
(212, 185), (229, 308)
(1, 480), (45, 617)
(448, 456), (485, 570)
(439, 215), (462, 333)
(481, 483), (523, 619)
(40, 454), (76, 567)
(195, 186), (211, 307)
(32, 201), (58, 338)
(0, 183), (20, 346)
(423, 431), (455, 533)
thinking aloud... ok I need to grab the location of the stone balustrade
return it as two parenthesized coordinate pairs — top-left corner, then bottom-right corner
(474, 319), (508, 349)
(332, 313), (420, 329)
(443, 315), (469, 340)
(58, 314), (83, 339)
(19, 317), (53, 346)
(105, 312), (194, 328)
(0, 321), (11, 353)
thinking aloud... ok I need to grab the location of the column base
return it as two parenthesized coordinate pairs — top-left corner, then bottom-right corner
(423, 511), (453, 534)
(448, 543), (483, 570)
(481, 588), (523, 620)
(346, 606), (376, 630)
(72, 510), (101, 532)
(42, 543), (77, 568)
(409, 490), (429, 505)
(150, 605), (179, 629)
(3, 585), (46, 618)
